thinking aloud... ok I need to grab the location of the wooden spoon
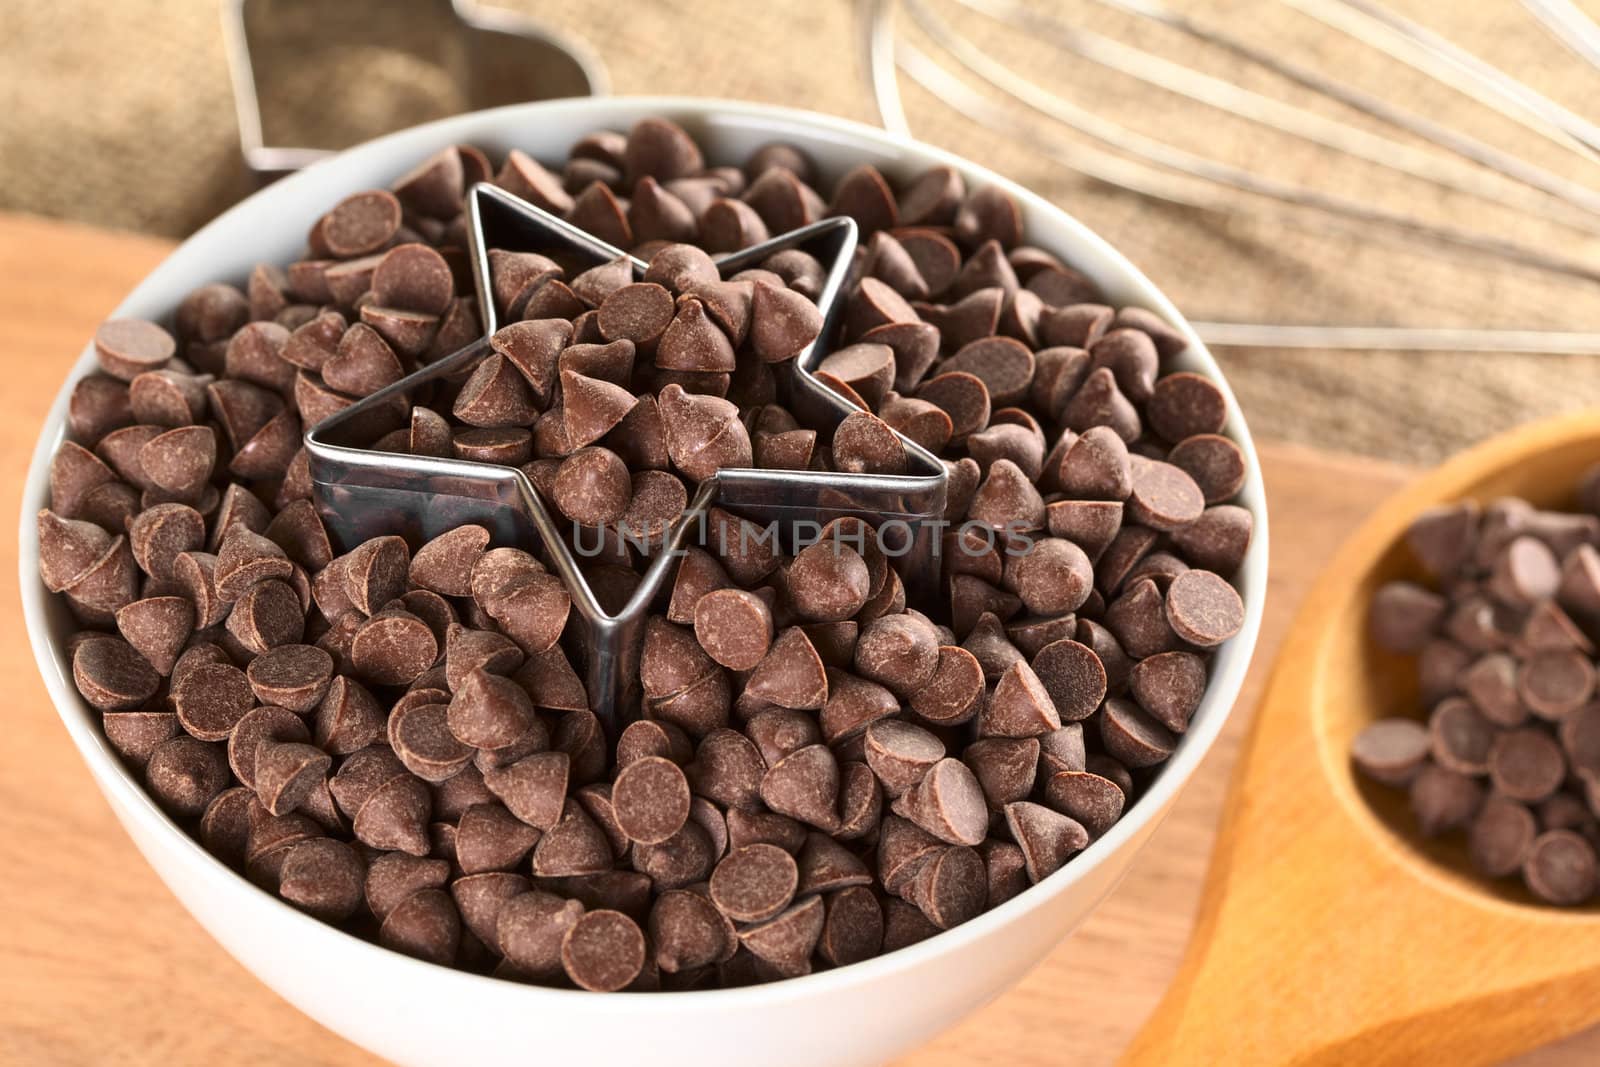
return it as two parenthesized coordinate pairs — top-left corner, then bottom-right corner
(1122, 412), (1600, 1067)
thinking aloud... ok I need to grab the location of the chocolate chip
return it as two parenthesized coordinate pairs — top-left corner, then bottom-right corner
(1490, 728), (1566, 803)
(1005, 801), (1088, 883)
(1468, 795), (1537, 878)
(146, 735), (230, 817)
(1165, 570), (1245, 647)
(1524, 829), (1598, 905)
(694, 588), (773, 671)
(380, 887), (460, 966)
(1409, 763), (1484, 837)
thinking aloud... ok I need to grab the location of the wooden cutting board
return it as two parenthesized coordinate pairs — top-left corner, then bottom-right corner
(0, 213), (1591, 1066)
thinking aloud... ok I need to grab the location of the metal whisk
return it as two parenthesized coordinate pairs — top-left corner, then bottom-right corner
(861, 0), (1600, 354)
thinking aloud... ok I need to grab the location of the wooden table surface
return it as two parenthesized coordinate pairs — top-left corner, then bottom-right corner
(0, 213), (1592, 1066)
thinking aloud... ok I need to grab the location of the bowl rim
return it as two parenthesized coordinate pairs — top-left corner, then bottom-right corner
(18, 94), (1269, 1008)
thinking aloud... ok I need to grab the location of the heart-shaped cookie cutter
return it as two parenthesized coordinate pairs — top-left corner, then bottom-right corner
(223, 0), (609, 179)
(306, 182), (949, 734)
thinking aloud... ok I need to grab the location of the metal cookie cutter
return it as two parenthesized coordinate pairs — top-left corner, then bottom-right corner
(222, 0), (608, 179)
(307, 182), (948, 734)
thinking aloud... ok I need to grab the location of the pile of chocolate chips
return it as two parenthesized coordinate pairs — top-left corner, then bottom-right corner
(40, 117), (1254, 990)
(1356, 471), (1600, 906)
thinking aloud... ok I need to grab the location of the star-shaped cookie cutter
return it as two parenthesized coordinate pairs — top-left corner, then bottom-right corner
(306, 182), (948, 733)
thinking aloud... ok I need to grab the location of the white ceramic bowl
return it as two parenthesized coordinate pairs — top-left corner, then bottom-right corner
(20, 97), (1268, 1067)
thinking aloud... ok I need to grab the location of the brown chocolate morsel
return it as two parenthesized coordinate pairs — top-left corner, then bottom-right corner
(484, 571), (571, 656)
(531, 797), (613, 877)
(1126, 456), (1206, 534)
(657, 297), (736, 373)
(1128, 650), (1207, 734)
(878, 393), (953, 455)
(641, 616), (719, 699)
(749, 280), (823, 362)
(1489, 535), (1560, 607)
(786, 541), (871, 624)
(137, 425), (215, 498)
(1462, 653), (1526, 727)
(1030, 638), (1109, 725)
(904, 845), (986, 930)
(349, 609), (437, 686)
(483, 750), (568, 832)
(68, 374), (136, 444)
(1100, 697), (1177, 769)
(453, 353), (540, 429)
(658, 385), (751, 482)
(1369, 580), (1449, 655)
(694, 588), (774, 672)
(737, 894), (825, 974)
(818, 669), (898, 745)
(1523, 601), (1594, 655)
(497, 890), (585, 977)
(95, 319), (177, 382)
(621, 116), (703, 183)
(690, 729), (768, 812)
(964, 737), (1040, 811)
(170, 660), (254, 740)
(832, 411), (907, 476)
(456, 803), (541, 875)
(379, 887), (461, 966)
(792, 832), (872, 897)
(1001, 537), (1094, 619)
(1489, 728), (1567, 803)
(447, 668), (535, 750)
(760, 744), (841, 832)
(597, 282), (673, 349)
(551, 446), (632, 527)
(62, 533), (140, 624)
(980, 659), (1062, 738)
(1103, 577), (1178, 659)
(917, 371), (991, 442)
(73, 635), (162, 713)
(651, 889), (736, 974)
(632, 819), (716, 891)
(968, 459), (1046, 533)
(1400, 500), (1482, 581)
(1467, 795), (1538, 879)
(617, 720), (694, 769)
(1059, 426), (1132, 502)
(198, 787), (255, 867)
(954, 184), (1023, 249)
(818, 343), (897, 409)
(1345, 710), (1437, 788)
(1005, 800), (1089, 883)
(146, 735), (230, 817)
(909, 645), (985, 726)
(1524, 829), (1599, 905)
(981, 839), (1030, 908)
(1062, 366), (1140, 443)
(559, 908), (646, 992)
(1170, 505), (1253, 578)
(612, 756), (692, 846)
(444, 626), (523, 693)
(245, 643), (333, 713)
(1428, 698), (1494, 776)
(854, 613), (940, 698)
(863, 720), (946, 798)
(1519, 649), (1596, 719)
(312, 676), (383, 757)
(38, 509), (112, 593)
(129, 503), (209, 588)
(1165, 569), (1245, 648)
(1167, 435), (1247, 507)
(569, 181), (632, 248)
(214, 526), (293, 603)
(553, 709), (608, 787)
(322, 189), (402, 256)
(277, 837), (363, 922)
(114, 596), (193, 676)
(744, 627), (830, 712)
(51, 443), (120, 523)
(388, 700), (474, 784)
(709, 843), (800, 923)
(1043, 770), (1125, 838)
(336, 535), (411, 617)
(452, 871), (532, 953)
(892, 757), (989, 846)
(104, 710), (180, 769)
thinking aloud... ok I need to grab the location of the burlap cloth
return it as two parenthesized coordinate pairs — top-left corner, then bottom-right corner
(4, 0), (1598, 463)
